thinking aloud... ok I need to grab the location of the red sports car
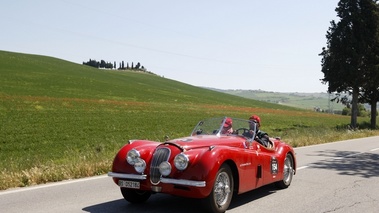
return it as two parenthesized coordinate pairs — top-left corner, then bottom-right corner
(108, 117), (296, 213)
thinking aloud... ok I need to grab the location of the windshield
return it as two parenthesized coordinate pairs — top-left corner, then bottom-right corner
(191, 117), (257, 139)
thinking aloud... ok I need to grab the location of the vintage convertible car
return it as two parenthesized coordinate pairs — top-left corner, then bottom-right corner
(108, 117), (296, 213)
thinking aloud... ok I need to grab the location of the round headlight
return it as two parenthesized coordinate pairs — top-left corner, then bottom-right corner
(127, 149), (140, 165)
(134, 158), (146, 173)
(174, 153), (189, 170)
(159, 161), (172, 176)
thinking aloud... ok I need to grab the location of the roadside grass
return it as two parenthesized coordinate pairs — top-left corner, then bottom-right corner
(1, 50), (378, 190)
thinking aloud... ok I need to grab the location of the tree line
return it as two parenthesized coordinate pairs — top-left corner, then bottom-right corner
(320, 0), (379, 129)
(82, 59), (147, 72)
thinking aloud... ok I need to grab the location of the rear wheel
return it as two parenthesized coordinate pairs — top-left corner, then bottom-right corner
(275, 153), (294, 189)
(120, 188), (151, 203)
(203, 164), (234, 213)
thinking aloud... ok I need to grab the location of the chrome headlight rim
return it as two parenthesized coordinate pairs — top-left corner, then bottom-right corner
(126, 149), (140, 165)
(174, 153), (189, 171)
(134, 158), (146, 173)
(159, 161), (172, 176)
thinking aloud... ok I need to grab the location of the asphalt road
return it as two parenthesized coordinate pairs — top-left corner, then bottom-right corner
(1, 136), (379, 213)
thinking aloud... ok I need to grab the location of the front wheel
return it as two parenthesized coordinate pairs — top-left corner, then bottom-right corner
(203, 164), (234, 213)
(120, 188), (151, 203)
(275, 153), (294, 189)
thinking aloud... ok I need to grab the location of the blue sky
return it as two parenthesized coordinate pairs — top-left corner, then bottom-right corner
(1, 0), (339, 92)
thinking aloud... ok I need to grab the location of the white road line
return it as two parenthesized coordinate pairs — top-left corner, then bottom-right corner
(297, 166), (309, 170)
(371, 148), (379, 152)
(0, 174), (108, 196)
(293, 137), (371, 150)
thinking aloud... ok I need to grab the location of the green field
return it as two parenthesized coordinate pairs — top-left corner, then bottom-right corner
(218, 89), (345, 111)
(1, 50), (378, 190)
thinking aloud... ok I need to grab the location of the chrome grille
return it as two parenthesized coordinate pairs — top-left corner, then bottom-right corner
(150, 147), (170, 185)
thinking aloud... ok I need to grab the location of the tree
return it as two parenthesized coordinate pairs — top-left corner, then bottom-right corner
(135, 62), (141, 70)
(320, 0), (379, 129)
(83, 59), (100, 68)
(358, 0), (379, 129)
(100, 60), (106, 68)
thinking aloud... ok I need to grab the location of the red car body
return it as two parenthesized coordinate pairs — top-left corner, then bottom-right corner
(109, 117), (296, 213)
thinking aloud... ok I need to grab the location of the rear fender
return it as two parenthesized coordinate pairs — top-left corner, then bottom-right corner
(274, 143), (297, 178)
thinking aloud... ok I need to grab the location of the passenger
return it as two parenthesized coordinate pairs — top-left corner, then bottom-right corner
(221, 117), (233, 134)
(249, 115), (272, 148)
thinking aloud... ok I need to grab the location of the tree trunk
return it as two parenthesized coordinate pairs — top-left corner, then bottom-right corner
(350, 88), (359, 129)
(370, 101), (377, 129)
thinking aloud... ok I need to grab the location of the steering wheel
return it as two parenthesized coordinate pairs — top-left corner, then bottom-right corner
(196, 129), (203, 135)
(235, 128), (250, 135)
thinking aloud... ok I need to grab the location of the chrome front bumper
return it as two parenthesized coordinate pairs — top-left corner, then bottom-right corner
(108, 172), (147, 180)
(108, 172), (206, 187)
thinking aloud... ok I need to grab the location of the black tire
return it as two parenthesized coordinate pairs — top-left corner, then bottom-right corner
(275, 153), (294, 189)
(203, 164), (234, 213)
(120, 188), (151, 203)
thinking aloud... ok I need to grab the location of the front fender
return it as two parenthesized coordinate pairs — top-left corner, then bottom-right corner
(111, 140), (159, 184)
(174, 146), (242, 197)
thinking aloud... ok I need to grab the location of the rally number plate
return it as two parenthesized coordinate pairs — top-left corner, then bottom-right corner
(118, 180), (140, 189)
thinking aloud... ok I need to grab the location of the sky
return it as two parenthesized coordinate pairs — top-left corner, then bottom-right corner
(1, 0), (340, 93)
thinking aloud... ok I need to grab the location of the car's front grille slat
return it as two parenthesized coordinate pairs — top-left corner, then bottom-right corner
(150, 147), (170, 185)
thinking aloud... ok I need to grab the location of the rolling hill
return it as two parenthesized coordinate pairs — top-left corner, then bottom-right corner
(212, 89), (345, 112)
(0, 50), (295, 109)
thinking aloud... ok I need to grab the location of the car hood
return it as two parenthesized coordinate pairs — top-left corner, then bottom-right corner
(166, 135), (246, 151)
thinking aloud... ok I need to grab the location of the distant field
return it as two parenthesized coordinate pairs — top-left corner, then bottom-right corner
(218, 89), (345, 111)
(1, 50), (378, 190)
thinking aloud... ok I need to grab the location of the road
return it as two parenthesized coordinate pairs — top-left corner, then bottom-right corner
(1, 136), (379, 213)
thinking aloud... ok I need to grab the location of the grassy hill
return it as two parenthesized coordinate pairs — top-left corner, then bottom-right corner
(213, 89), (345, 112)
(0, 50), (376, 190)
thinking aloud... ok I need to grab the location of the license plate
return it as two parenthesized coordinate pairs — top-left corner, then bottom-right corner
(118, 180), (140, 189)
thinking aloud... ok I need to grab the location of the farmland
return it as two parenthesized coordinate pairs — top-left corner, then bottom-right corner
(0, 50), (378, 190)
(214, 89), (345, 112)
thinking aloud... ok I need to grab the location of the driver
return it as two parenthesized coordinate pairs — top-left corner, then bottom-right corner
(221, 117), (233, 134)
(249, 115), (272, 148)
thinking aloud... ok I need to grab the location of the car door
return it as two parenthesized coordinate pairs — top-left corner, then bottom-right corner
(255, 143), (278, 185)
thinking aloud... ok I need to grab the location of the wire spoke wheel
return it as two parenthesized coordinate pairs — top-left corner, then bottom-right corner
(203, 164), (233, 213)
(214, 171), (231, 206)
(283, 155), (294, 185)
(275, 153), (294, 189)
